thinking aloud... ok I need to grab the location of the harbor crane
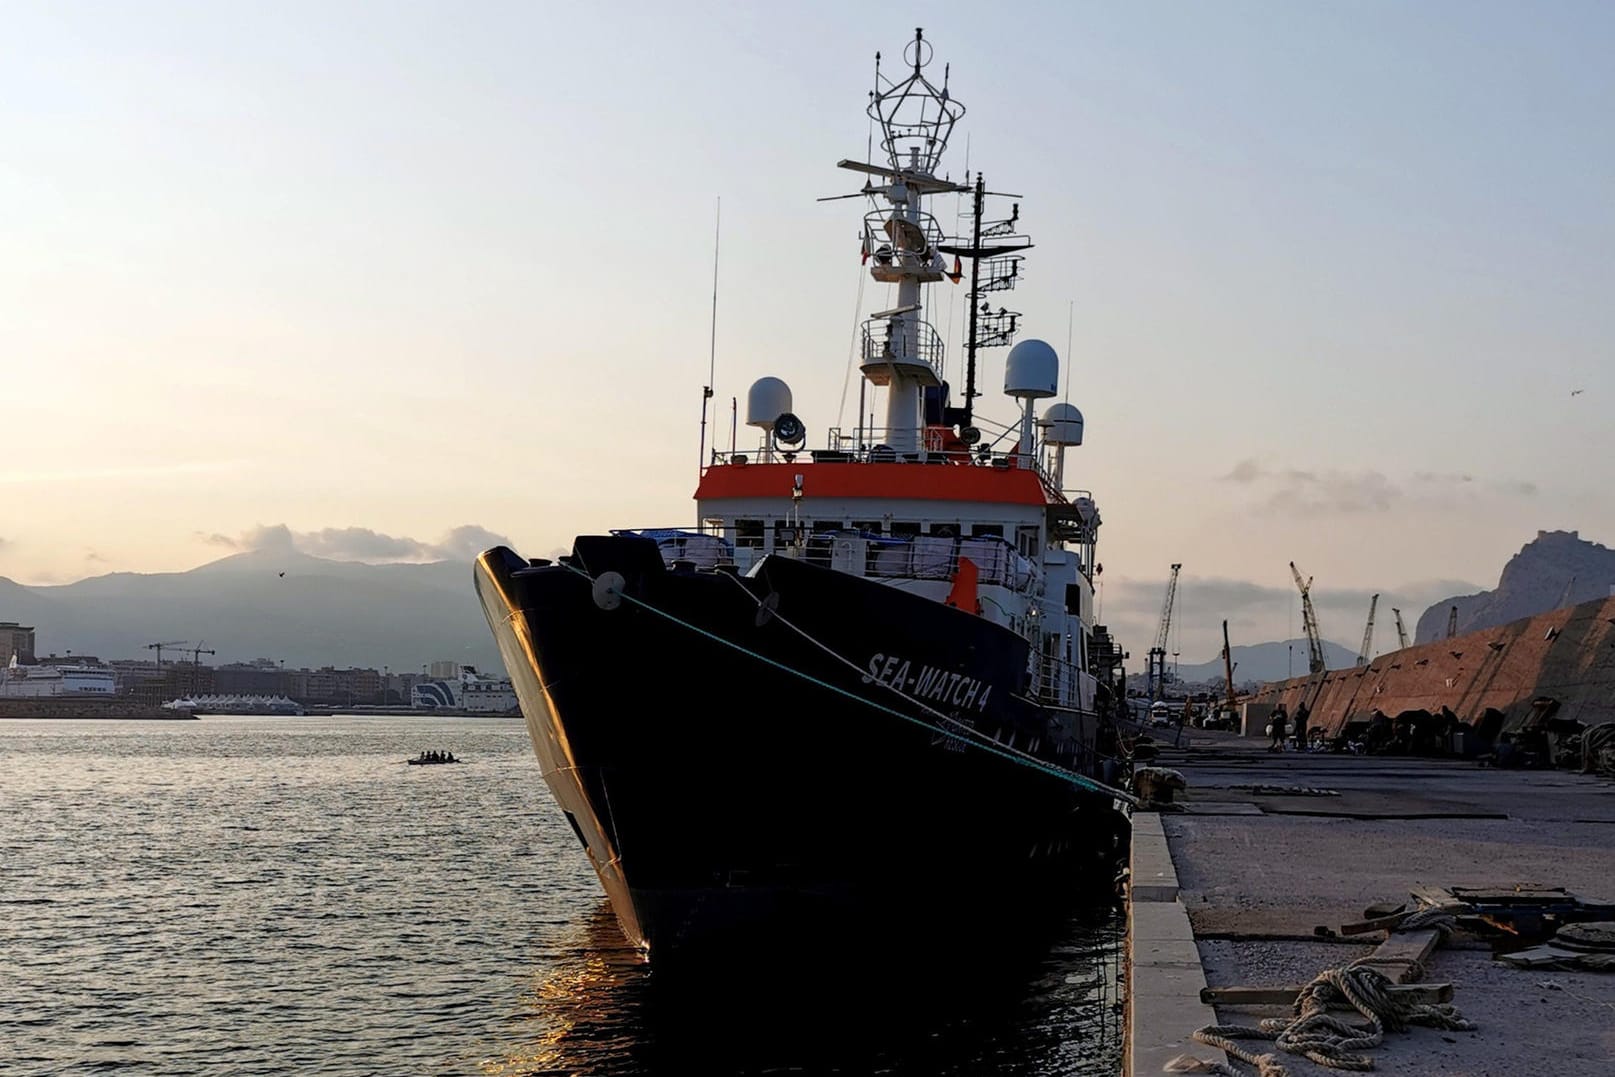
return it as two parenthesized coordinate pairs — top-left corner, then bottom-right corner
(1392, 608), (1409, 650)
(1221, 619), (1239, 722)
(1147, 563), (1182, 701)
(1447, 605), (1459, 639)
(190, 642), (216, 666)
(1288, 562), (1327, 675)
(1356, 593), (1379, 666)
(146, 640), (189, 668)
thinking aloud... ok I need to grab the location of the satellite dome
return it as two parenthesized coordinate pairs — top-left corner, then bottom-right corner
(1042, 402), (1084, 446)
(1004, 339), (1059, 399)
(746, 377), (793, 429)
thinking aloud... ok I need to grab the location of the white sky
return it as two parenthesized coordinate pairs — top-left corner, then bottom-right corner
(2, 1), (1611, 662)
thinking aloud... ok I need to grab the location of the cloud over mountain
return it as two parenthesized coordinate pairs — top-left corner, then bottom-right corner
(1222, 459), (1538, 515)
(198, 523), (512, 564)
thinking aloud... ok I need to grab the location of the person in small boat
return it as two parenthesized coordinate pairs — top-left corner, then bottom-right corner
(446, 752), (455, 763)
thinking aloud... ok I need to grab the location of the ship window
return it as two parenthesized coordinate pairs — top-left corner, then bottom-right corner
(735, 519), (764, 549)
(890, 522), (921, 538)
(852, 520), (883, 536)
(929, 523), (960, 538)
(970, 524), (1003, 539)
(1015, 525), (1040, 558)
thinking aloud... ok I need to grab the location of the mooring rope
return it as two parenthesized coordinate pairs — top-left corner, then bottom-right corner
(556, 560), (1137, 804)
(1191, 958), (1474, 1076)
(716, 569), (1137, 802)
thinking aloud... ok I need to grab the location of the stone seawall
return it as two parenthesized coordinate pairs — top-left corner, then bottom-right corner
(1251, 593), (1615, 743)
(0, 698), (192, 720)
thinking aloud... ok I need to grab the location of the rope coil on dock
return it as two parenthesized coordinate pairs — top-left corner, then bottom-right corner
(1192, 958), (1474, 1076)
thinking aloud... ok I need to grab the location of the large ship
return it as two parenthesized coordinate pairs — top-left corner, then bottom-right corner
(475, 30), (1133, 966)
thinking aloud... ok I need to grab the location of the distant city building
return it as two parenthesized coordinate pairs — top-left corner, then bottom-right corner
(0, 622), (36, 665)
(428, 660), (460, 680)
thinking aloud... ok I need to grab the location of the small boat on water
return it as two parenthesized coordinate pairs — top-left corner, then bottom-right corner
(406, 752), (462, 765)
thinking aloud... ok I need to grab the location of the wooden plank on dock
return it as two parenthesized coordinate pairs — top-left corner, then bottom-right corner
(1357, 928), (1443, 983)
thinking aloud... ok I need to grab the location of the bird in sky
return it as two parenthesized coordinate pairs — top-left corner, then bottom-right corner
(278, 571), (286, 578)
(1571, 389), (1584, 396)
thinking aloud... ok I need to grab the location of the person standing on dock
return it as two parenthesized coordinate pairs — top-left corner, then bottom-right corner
(1268, 704), (1288, 752)
(1292, 701), (1309, 751)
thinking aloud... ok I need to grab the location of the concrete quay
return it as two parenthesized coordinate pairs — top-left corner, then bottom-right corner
(1126, 728), (1615, 1077)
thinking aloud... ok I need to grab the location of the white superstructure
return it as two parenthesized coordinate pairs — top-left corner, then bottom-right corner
(0, 657), (118, 698)
(412, 665), (517, 713)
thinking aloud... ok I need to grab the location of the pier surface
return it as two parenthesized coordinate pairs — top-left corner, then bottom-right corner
(1127, 728), (1615, 1077)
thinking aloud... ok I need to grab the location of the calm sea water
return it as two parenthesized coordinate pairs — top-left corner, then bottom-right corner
(1, 716), (1121, 1075)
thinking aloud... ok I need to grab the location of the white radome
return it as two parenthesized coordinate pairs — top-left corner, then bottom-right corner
(1004, 339), (1059, 399)
(746, 377), (793, 429)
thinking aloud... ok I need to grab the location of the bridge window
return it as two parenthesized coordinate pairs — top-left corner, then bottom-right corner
(929, 523), (960, 538)
(1016, 525), (1040, 558)
(890, 522), (921, 538)
(735, 519), (764, 549)
(971, 524), (1003, 538)
(852, 520), (883, 535)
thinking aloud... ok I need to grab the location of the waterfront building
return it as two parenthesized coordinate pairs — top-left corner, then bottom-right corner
(0, 622), (36, 665)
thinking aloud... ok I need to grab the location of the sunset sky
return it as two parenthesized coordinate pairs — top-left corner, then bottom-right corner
(3, 1), (1611, 662)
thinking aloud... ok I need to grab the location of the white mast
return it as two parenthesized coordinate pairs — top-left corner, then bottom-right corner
(842, 29), (966, 456)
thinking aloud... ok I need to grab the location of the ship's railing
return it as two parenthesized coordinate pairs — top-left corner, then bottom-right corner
(613, 527), (1037, 593)
(863, 209), (947, 262)
(710, 433), (1068, 503)
(612, 528), (734, 569)
(1030, 647), (1095, 710)
(860, 317), (944, 377)
(852, 533), (1035, 590)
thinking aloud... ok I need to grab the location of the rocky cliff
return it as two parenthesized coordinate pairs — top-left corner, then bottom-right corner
(1416, 530), (1615, 643)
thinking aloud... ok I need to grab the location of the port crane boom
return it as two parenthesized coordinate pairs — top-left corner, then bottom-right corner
(190, 642), (216, 666)
(146, 640), (189, 668)
(1392, 607), (1409, 650)
(1147, 564), (1182, 701)
(1288, 562), (1326, 675)
(1356, 593), (1379, 666)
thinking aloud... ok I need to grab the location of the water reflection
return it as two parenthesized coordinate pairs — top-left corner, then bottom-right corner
(495, 902), (1123, 1076)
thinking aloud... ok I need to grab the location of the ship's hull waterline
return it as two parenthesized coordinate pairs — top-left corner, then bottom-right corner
(475, 538), (1128, 965)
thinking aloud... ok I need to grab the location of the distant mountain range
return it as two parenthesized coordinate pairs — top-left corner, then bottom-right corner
(0, 548), (497, 670)
(1416, 530), (1615, 643)
(1172, 638), (1359, 686)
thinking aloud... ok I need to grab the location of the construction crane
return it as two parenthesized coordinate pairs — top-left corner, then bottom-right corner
(146, 640), (189, 668)
(190, 642), (216, 666)
(1356, 593), (1379, 666)
(1221, 619), (1239, 721)
(1288, 562), (1326, 675)
(1392, 608), (1409, 650)
(1447, 605), (1459, 639)
(1147, 563), (1183, 702)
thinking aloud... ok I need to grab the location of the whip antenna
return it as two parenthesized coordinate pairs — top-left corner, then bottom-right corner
(697, 197), (721, 492)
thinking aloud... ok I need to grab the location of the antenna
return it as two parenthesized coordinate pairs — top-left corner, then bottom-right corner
(697, 197), (721, 489)
(1064, 299), (1073, 404)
